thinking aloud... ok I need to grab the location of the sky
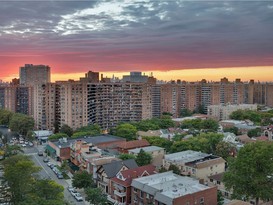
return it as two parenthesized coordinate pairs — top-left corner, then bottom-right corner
(1, 0), (273, 82)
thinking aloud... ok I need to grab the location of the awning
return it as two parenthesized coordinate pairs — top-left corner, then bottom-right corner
(45, 144), (56, 154)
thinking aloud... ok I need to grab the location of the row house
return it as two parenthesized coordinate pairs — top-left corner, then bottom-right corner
(131, 171), (218, 205)
(96, 159), (138, 194)
(164, 150), (225, 183)
(109, 165), (156, 205)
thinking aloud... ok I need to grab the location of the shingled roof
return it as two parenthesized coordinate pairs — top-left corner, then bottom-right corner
(101, 159), (138, 178)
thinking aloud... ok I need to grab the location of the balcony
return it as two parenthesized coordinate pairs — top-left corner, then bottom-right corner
(114, 190), (126, 197)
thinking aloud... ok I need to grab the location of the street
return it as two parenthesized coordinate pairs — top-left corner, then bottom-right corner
(24, 145), (86, 205)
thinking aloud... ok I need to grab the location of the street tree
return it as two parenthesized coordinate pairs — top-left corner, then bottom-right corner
(85, 188), (107, 205)
(0, 109), (13, 125)
(9, 113), (34, 136)
(215, 141), (235, 160)
(136, 149), (152, 166)
(4, 144), (24, 157)
(48, 133), (68, 140)
(115, 123), (137, 140)
(60, 124), (74, 137)
(247, 128), (261, 138)
(72, 170), (94, 189)
(223, 142), (273, 205)
(3, 155), (41, 204)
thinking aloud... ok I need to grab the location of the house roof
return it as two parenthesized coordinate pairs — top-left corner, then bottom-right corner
(255, 136), (268, 141)
(186, 157), (226, 169)
(128, 146), (165, 154)
(237, 135), (255, 143)
(101, 159), (138, 178)
(117, 139), (150, 150)
(137, 130), (162, 137)
(208, 172), (225, 182)
(111, 164), (156, 187)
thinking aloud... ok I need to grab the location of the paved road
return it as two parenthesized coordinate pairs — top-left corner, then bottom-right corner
(24, 146), (85, 205)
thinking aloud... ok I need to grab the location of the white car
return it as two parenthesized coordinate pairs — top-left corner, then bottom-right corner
(70, 190), (78, 197)
(74, 193), (83, 201)
(21, 144), (26, 147)
(67, 186), (75, 192)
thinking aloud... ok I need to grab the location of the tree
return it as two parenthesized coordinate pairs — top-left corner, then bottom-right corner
(60, 160), (70, 173)
(143, 136), (173, 153)
(85, 188), (107, 205)
(201, 119), (219, 132)
(115, 123), (137, 140)
(180, 108), (192, 117)
(136, 149), (152, 166)
(223, 127), (239, 135)
(223, 142), (273, 205)
(60, 124), (73, 137)
(76, 124), (101, 134)
(3, 155), (41, 204)
(159, 166), (168, 173)
(119, 153), (136, 160)
(9, 113), (34, 136)
(168, 164), (180, 175)
(4, 144), (24, 157)
(217, 191), (224, 205)
(0, 109), (13, 125)
(215, 141), (235, 160)
(72, 170), (94, 189)
(247, 128), (261, 138)
(48, 133), (68, 141)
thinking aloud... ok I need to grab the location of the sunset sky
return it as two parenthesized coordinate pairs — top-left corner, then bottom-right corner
(1, 1), (273, 82)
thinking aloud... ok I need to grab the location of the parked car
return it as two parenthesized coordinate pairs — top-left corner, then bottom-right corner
(49, 164), (56, 169)
(28, 142), (34, 147)
(47, 162), (52, 167)
(57, 173), (64, 179)
(74, 193), (83, 201)
(70, 190), (78, 197)
(43, 158), (49, 163)
(38, 150), (43, 156)
(67, 186), (75, 192)
(21, 144), (26, 147)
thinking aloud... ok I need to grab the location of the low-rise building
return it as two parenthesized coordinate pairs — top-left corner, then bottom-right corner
(131, 171), (218, 205)
(164, 150), (226, 183)
(109, 165), (156, 205)
(96, 159), (138, 194)
(128, 146), (165, 168)
(117, 139), (150, 154)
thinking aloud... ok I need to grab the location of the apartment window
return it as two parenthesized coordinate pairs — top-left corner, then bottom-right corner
(133, 188), (137, 193)
(140, 191), (144, 198)
(217, 181), (221, 185)
(200, 197), (204, 205)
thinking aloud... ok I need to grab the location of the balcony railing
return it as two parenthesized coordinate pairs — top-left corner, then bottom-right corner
(114, 190), (126, 197)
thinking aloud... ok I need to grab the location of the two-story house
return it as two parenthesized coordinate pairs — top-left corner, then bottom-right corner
(96, 159), (138, 194)
(164, 150), (226, 183)
(109, 165), (156, 205)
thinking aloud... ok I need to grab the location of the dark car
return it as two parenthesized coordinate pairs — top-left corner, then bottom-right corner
(43, 158), (49, 163)
(38, 150), (43, 156)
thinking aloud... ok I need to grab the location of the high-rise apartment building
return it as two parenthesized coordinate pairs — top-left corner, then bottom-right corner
(20, 64), (51, 86)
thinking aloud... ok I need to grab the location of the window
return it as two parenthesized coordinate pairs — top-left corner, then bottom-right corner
(140, 191), (144, 198)
(200, 197), (204, 205)
(217, 181), (221, 185)
(210, 179), (213, 182)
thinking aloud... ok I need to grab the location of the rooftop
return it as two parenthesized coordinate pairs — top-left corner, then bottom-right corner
(117, 139), (150, 150)
(131, 171), (212, 204)
(128, 146), (165, 154)
(164, 150), (210, 164)
(51, 134), (125, 148)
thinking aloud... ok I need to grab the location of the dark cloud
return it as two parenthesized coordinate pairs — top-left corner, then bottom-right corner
(1, 0), (273, 74)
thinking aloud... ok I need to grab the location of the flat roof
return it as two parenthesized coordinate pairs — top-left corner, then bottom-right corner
(132, 171), (211, 204)
(128, 146), (164, 154)
(164, 150), (210, 164)
(51, 134), (125, 148)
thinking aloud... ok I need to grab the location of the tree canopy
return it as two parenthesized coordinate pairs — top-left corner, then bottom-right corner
(9, 113), (34, 136)
(60, 124), (73, 137)
(143, 136), (173, 153)
(223, 142), (273, 205)
(0, 109), (13, 125)
(48, 133), (68, 141)
(115, 123), (137, 140)
(72, 170), (94, 189)
(75, 124), (101, 135)
(181, 119), (219, 132)
(119, 153), (136, 160)
(136, 149), (152, 166)
(85, 188), (107, 205)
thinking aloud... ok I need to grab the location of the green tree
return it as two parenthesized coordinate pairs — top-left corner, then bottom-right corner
(3, 155), (41, 204)
(247, 128), (261, 138)
(72, 170), (94, 189)
(217, 191), (224, 205)
(180, 108), (193, 117)
(119, 153), (136, 160)
(48, 133), (68, 141)
(4, 144), (24, 157)
(9, 113), (34, 136)
(223, 127), (239, 135)
(143, 136), (173, 153)
(159, 166), (168, 173)
(168, 164), (180, 175)
(136, 149), (152, 166)
(0, 109), (13, 125)
(223, 142), (273, 205)
(201, 119), (219, 132)
(60, 160), (70, 174)
(215, 141), (235, 160)
(115, 123), (137, 140)
(85, 188), (107, 205)
(60, 124), (74, 137)
(76, 124), (101, 134)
